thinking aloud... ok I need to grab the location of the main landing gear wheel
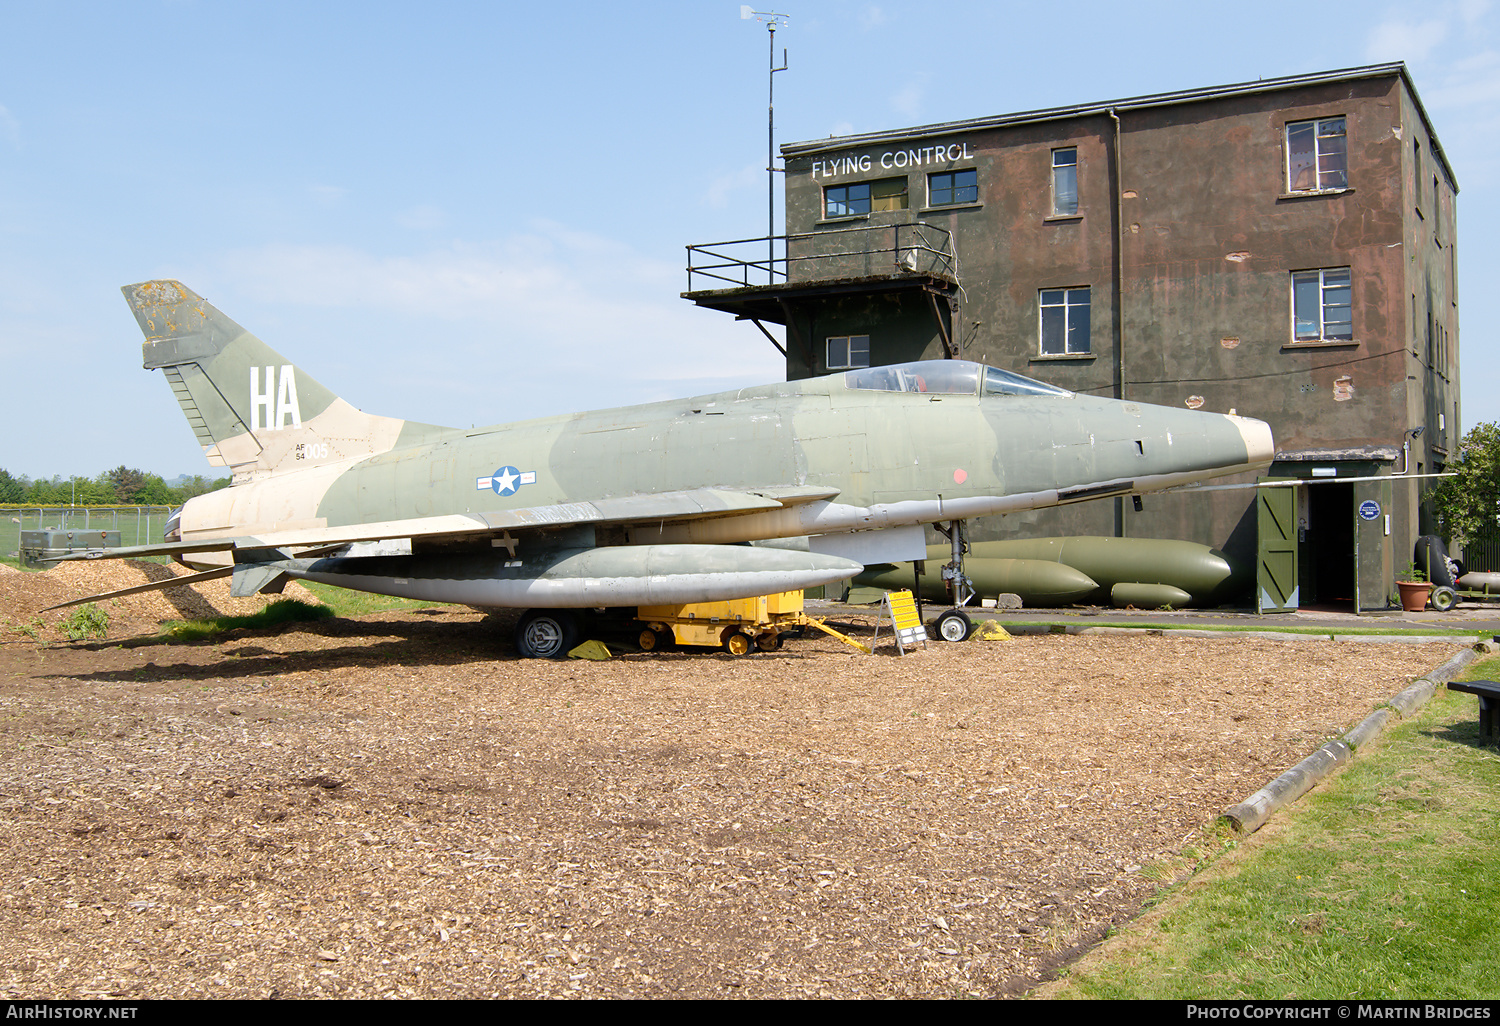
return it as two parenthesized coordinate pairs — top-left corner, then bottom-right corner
(1430, 585), (1458, 612)
(515, 610), (580, 659)
(934, 609), (974, 642)
(639, 626), (676, 652)
(722, 629), (753, 656)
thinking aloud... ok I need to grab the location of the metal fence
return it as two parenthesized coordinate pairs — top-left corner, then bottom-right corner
(2, 506), (174, 562)
(686, 222), (958, 291)
(1462, 528), (1500, 573)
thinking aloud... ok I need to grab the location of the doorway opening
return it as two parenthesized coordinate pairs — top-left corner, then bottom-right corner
(1300, 482), (1355, 609)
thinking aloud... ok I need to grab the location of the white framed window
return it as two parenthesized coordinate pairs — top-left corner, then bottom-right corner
(1286, 117), (1347, 192)
(826, 335), (870, 369)
(1039, 288), (1090, 355)
(1291, 268), (1352, 342)
(1051, 148), (1078, 216)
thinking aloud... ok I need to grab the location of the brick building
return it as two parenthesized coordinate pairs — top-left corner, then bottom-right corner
(685, 63), (1459, 611)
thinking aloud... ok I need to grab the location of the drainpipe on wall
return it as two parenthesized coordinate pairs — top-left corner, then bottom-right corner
(1393, 426), (1425, 476)
(1109, 107), (1124, 403)
(1110, 107), (1126, 538)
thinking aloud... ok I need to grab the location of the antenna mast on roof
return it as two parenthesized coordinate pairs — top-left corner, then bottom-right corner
(742, 7), (789, 283)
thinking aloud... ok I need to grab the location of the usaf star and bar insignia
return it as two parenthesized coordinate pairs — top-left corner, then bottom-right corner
(476, 466), (536, 496)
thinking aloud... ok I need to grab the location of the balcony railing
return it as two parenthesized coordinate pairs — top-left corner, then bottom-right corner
(686, 222), (956, 292)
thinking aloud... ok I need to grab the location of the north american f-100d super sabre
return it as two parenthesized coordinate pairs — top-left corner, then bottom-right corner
(55, 280), (1274, 655)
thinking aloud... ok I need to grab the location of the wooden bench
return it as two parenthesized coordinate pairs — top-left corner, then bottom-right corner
(1446, 679), (1500, 740)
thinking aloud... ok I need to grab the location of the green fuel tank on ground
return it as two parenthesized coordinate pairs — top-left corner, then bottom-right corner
(978, 537), (1244, 605)
(854, 536), (1246, 608)
(855, 557), (1099, 606)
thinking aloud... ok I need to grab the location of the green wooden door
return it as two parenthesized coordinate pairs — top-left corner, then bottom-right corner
(1258, 481), (1299, 613)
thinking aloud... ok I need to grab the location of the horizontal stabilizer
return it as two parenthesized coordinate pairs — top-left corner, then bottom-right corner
(41, 566), (234, 613)
(231, 565), (291, 597)
(46, 538), (242, 563)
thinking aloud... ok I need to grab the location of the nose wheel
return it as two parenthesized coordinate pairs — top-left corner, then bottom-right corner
(933, 608), (973, 642)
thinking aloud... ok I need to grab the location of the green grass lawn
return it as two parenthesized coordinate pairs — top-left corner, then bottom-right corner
(1037, 655), (1500, 1000)
(294, 579), (456, 616)
(160, 598), (335, 640)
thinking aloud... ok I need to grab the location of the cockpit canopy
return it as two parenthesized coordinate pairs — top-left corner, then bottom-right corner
(843, 360), (1073, 398)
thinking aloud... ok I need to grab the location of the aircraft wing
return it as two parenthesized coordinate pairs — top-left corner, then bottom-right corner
(46, 485), (842, 562)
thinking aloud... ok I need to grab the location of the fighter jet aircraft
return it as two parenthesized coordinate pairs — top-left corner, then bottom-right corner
(54, 280), (1274, 656)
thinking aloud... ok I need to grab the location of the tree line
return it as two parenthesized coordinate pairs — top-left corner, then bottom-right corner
(1430, 422), (1500, 547)
(0, 466), (230, 507)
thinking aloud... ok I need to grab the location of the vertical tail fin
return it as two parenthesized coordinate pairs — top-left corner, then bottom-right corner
(124, 281), (448, 481)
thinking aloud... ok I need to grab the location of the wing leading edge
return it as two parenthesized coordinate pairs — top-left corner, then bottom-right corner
(41, 485), (857, 611)
(47, 485), (843, 564)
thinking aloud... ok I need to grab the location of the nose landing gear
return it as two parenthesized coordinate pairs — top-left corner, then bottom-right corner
(931, 519), (976, 642)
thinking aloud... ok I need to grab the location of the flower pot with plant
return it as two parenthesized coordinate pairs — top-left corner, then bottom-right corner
(1396, 562), (1433, 612)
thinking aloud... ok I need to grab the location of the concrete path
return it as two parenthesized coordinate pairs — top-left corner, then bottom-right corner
(812, 599), (1500, 637)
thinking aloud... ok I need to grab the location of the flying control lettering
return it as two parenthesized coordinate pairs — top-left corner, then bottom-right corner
(809, 141), (973, 179)
(250, 365), (303, 431)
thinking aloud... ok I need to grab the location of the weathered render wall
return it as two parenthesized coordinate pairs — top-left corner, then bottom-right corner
(776, 70), (1457, 600)
(1399, 84), (1461, 528)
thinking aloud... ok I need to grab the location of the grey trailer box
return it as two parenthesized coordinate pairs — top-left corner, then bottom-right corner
(20, 529), (121, 568)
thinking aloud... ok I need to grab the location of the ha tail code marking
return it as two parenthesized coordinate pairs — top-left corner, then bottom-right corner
(250, 365), (302, 430)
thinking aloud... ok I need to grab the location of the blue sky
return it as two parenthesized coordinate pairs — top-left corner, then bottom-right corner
(2, 0), (1497, 478)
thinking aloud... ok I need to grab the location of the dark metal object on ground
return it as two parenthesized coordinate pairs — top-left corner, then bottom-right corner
(22, 529), (120, 568)
(1446, 679), (1500, 741)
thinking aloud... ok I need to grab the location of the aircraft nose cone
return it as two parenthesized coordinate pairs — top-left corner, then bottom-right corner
(1226, 414), (1275, 468)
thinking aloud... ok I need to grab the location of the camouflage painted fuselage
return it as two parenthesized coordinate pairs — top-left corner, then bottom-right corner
(118, 280), (1272, 611)
(178, 372), (1271, 547)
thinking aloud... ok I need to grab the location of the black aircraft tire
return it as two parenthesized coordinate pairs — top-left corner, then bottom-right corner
(1430, 586), (1458, 612)
(934, 609), (973, 642)
(515, 610), (580, 659)
(1415, 535), (1458, 587)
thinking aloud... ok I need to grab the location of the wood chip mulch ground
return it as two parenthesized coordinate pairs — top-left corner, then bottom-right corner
(0, 562), (1466, 997)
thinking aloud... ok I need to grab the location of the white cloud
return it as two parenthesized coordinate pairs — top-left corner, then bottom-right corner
(1458, 0), (1492, 25)
(703, 163), (763, 209)
(859, 6), (887, 30)
(222, 241), (557, 313)
(213, 222), (786, 417)
(1367, 16), (1450, 62)
(309, 184), (347, 205)
(1365, 1), (1499, 63)
(1421, 48), (1500, 108)
(395, 204), (447, 230)
(890, 79), (926, 120)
